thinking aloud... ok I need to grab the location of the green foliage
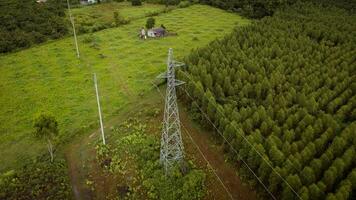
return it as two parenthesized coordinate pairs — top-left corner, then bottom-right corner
(200, 0), (355, 18)
(113, 11), (130, 27)
(72, 2), (165, 34)
(178, 1), (192, 8)
(33, 113), (58, 162)
(33, 113), (59, 140)
(181, 2), (356, 199)
(132, 0), (142, 6)
(0, 0), (67, 53)
(93, 119), (206, 199)
(0, 157), (71, 200)
(146, 17), (156, 29)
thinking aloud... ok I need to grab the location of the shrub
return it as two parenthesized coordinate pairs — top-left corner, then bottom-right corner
(113, 11), (130, 27)
(33, 113), (59, 162)
(131, 0), (142, 6)
(178, 0), (191, 8)
(0, 157), (71, 200)
(146, 17), (156, 29)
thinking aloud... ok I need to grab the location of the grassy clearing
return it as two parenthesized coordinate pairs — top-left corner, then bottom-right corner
(0, 4), (249, 171)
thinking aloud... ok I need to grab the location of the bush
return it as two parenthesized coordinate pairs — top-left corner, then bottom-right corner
(178, 1), (191, 8)
(146, 17), (156, 29)
(0, 157), (71, 200)
(113, 11), (130, 27)
(131, 0), (142, 6)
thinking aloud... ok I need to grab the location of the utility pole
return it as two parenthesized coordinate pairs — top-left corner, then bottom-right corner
(159, 48), (185, 174)
(66, 0), (80, 58)
(93, 73), (106, 145)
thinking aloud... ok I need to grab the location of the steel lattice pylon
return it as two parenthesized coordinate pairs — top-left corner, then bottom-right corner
(160, 48), (185, 174)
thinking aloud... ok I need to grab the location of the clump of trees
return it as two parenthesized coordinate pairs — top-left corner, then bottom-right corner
(146, 17), (156, 29)
(199, 0), (356, 18)
(179, 2), (356, 199)
(0, 0), (67, 53)
(131, 0), (142, 6)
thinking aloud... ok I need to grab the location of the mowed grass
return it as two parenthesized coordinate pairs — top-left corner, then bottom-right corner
(0, 4), (249, 171)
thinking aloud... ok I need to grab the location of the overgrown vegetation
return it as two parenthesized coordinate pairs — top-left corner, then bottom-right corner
(71, 2), (170, 34)
(179, 2), (356, 199)
(131, 0), (142, 6)
(146, 17), (156, 29)
(91, 118), (206, 199)
(199, 0), (356, 18)
(0, 156), (72, 200)
(0, 0), (67, 53)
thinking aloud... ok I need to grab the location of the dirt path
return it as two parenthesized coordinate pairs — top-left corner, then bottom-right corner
(64, 117), (122, 200)
(65, 132), (94, 200)
(180, 109), (257, 200)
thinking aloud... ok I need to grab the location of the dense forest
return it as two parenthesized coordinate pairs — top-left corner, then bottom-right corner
(0, 0), (67, 53)
(199, 0), (356, 18)
(179, 2), (356, 199)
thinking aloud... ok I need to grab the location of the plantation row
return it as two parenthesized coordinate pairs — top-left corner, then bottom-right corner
(179, 2), (355, 200)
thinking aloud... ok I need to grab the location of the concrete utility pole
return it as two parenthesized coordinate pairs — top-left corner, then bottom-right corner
(66, 0), (80, 58)
(159, 48), (185, 174)
(93, 73), (106, 145)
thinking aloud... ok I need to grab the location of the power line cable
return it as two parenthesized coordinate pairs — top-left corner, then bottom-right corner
(181, 124), (235, 200)
(179, 70), (302, 200)
(152, 82), (234, 200)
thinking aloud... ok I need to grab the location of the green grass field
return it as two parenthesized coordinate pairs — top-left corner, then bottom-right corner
(0, 4), (249, 171)
(71, 2), (169, 33)
(72, 2), (167, 21)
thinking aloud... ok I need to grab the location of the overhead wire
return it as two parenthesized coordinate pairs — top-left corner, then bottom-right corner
(152, 82), (234, 200)
(179, 70), (302, 200)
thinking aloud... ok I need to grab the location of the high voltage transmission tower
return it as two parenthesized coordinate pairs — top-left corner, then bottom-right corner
(159, 48), (185, 174)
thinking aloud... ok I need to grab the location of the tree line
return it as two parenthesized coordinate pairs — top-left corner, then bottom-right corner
(198, 0), (356, 18)
(0, 0), (68, 53)
(178, 2), (356, 199)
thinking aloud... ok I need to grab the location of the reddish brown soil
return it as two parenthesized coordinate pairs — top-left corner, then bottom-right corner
(180, 109), (257, 200)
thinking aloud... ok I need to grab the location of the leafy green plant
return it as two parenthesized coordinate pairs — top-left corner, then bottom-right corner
(178, 1), (191, 8)
(93, 119), (206, 199)
(146, 17), (156, 29)
(132, 0), (142, 6)
(113, 11), (130, 27)
(33, 113), (59, 162)
(0, 157), (71, 200)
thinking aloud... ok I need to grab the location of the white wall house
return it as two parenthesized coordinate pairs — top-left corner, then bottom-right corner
(147, 28), (166, 38)
(80, 0), (97, 5)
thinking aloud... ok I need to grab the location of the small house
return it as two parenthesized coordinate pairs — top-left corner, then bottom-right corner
(80, 0), (97, 5)
(147, 27), (166, 38)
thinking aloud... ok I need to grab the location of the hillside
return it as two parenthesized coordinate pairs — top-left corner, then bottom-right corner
(0, 4), (249, 172)
(179, 2), (355, 200)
